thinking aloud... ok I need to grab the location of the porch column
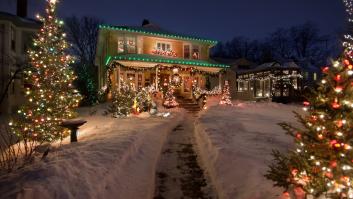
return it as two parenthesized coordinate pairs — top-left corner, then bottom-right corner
(219, 72), (222, 88)
(117, 65), (121, 92)
(155, 66), (159, 91)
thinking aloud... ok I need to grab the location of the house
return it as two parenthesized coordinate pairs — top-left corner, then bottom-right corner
(232, 61), (302, 102)
(0, 0), (41, 114)
(95, 20), (229, 99)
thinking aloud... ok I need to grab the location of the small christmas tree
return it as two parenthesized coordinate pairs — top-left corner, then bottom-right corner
(163, 86), (178, 108)
(219, 80), (232, 105)
(10, 0), (81, 143)
(109, 80), (135, 117)
(136, 88), (152, 113)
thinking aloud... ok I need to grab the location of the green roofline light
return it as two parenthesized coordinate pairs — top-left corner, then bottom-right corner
(105, 55), (230, 68)
(99, 24), (218, 45)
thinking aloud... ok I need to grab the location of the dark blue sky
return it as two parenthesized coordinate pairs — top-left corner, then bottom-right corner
(0, 0), (347, 42)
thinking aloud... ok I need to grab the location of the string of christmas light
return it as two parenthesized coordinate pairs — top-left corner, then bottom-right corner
(343, 0), (353, 58)
(9, 0), (81, 142)
(265, 1), (353, 194)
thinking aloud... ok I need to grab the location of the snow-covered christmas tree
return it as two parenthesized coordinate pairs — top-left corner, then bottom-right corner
(219, 80), (232, 106)
(10, 0), (81, 143)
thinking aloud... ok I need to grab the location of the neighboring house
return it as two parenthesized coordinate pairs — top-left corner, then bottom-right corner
(297, 60), (321, 88)
(228, 61), (302, 102)
(0, 0), (41, 114)
(95, 20), (229, 99)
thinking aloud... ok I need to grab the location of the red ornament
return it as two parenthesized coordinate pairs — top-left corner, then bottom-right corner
(296, 133), (302, 139)
(303, 101), (310, 106)
(332, 102), (340, 109)
(330, 160), (337, 168)
(344, 59), (350, 66)
(336, 120), (343, 128)
(335, 86), (343, 93)
(322, 66), (329, 73)
(335, 75), (341, 82)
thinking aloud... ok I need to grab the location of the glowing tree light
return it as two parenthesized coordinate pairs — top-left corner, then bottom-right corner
(163, 86), (179, 108)
(10, 0), (81, 143)
(265, 2), (353, 197)
(219, 80), (232, 106)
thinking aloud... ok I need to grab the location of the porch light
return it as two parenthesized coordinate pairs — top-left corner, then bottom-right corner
(172, 68), (179, 74)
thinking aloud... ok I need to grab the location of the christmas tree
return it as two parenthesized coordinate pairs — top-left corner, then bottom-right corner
(163, 86), (179, 108)
(10, 0), (81, 143)
(109, 80), (135, 117)
(266, 1), (353, 198)
(219, 80), (232, 105)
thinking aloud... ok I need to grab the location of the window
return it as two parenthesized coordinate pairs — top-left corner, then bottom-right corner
(304, 72), (309, 80)
(157, 42), (171, 51)
(117, 37), (124, 53)
(255, 80), (263, 97)
(117, 36), (136, 54)
(237, 81), (248, 92)
(313, 72), (317, 81)
(11, 27), (16, 52)
(192, 45), (200, 59)
(183, 45), (190, 59)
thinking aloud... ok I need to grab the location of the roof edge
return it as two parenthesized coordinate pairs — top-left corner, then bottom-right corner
(99, 24), (218, 45)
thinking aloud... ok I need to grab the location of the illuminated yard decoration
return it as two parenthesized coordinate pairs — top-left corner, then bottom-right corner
(10, 0), (81, 143)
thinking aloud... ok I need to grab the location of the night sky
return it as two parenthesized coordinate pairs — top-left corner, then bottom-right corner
(0, 0), (347, 42)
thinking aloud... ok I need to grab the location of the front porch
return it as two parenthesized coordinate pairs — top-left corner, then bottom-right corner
(104, 54), (229, 99)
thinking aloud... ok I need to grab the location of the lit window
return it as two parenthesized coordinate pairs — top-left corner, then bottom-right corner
(126, 37), (136, 53)
(237, 81), (248, 92)
(313, 72), (317, 81)
(157, 42), (171, 51)
(192, 45), (200, 59)
(117, 36), (136, 54)
(184, 45), (190, 59)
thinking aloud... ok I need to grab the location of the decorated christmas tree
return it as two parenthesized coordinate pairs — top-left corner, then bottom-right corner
(266, 1), (353, 198)
(10, 0), (81, 143)
(163, 86), (179, 108)
(109, 80), (135, 117)
(219, 80), (232, 105)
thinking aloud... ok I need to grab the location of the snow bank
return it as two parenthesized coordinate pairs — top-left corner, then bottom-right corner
(0, 105), (185, 199)
(195, 101), (302, 199)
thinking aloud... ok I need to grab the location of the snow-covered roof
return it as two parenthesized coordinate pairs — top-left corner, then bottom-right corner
(0, 11), (41, 29)
(237, 61), (300, 75)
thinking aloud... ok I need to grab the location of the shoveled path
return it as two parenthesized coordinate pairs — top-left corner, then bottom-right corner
(153, 113), (216, 199)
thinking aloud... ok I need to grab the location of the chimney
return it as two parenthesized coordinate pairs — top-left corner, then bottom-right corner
(17, 0), (28, 18)
(142, 19), (150, 27)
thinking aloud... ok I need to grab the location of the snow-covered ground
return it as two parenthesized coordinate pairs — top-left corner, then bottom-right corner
(195, 101), (303, 199)
(0, 104), (184, 199)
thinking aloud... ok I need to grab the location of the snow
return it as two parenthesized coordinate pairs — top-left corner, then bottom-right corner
(0, 104), (185, 199)
(195, 101), (303, 199)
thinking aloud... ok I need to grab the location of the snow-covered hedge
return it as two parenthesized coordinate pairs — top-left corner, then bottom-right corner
(0, 107), (185, 199)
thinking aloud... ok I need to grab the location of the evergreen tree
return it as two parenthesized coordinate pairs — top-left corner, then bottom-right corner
(109, 80), (135, 117)
(266, 1), (353, 198)
(10, 0), (81, 144)
(219, 80), (232, 105)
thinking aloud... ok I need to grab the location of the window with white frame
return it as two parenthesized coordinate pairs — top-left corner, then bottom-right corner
(157, 42), (171, 51)
(237, 80), (248, 92)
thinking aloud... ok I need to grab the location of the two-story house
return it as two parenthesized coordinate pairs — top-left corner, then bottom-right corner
(0, 0), (40, 114)
(95, 20), (229, 99)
